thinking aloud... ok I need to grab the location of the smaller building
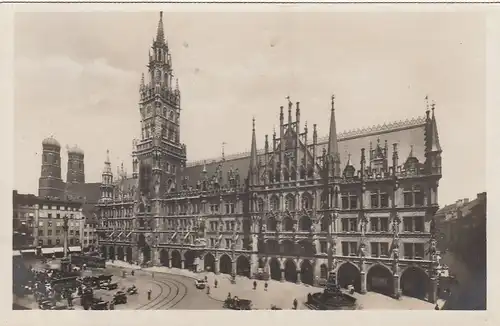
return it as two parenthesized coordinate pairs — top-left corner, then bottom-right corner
(435, 192), (486, 271)
(12, 191), (38, 249)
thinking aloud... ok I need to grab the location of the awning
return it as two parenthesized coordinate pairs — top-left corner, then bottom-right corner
(69, 246), (81, 252)
(13, 250), (21, 256)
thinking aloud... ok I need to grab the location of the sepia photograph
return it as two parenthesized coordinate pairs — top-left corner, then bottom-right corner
(10, 7), (487, 312)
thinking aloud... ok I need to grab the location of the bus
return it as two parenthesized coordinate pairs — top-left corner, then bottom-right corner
(70, 253), (106, 269)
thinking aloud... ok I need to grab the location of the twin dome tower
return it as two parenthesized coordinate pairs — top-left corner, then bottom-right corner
(38, 136), (86, 199)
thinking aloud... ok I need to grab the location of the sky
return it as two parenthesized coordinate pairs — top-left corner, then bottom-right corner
(14, 10), (486, 206)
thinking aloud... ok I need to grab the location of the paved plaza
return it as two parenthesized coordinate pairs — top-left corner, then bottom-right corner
(107, 261), (445, 310)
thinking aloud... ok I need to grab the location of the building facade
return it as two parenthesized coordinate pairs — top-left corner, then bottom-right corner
(13, 191), (38, 249)
(97, 12), (443, 303)
(435, 192), (486, 272)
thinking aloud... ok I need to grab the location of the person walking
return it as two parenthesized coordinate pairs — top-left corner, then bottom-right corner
(264, 282), (268, 291)
(147, 289), (152, 300)
(214, 279), (218, 288)
(207, 285), (211, 295)
(253, 280), (257, 290)
(293, 298), (298, 310)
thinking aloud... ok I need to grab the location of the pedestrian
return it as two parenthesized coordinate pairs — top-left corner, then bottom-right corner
(227, 292), (231, 299)
(207, 285), (211, 295)
(205, 275), (208, 282)
(214, 279), (218, 288)
(293, 298), (298, 310)
(253, 280), (257, 290)
(147, 289), (152, 300)
(131, 270), (135, 276)
(264, 282), (268, 291)
(109, 300), (115, 310)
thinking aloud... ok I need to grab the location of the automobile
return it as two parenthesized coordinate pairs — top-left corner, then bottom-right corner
(38, 300), (54, 310)
(113, 291), (128, 304)
(223, 297), (252, 310)
(91, 299), (108, 310)
(126, 286), (138, 295)
(100, 282), (118, 290)
(194, 279), (206, 289)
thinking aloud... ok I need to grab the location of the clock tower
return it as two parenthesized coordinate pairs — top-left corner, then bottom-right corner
(136, 11), (186, 200)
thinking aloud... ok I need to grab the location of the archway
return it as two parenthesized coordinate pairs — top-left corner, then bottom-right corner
(219, 254), (232, 274)
(142, 245), (151, 264)
(267, 216), (277, 231)
(367, 264), (393, 296)
(117, 247), (124, 261)
(126, 247), (132, 263)
(300, 260), (314, 285)
(337, 262), (361, 292)
(258, 258), (265, 269)
(401, 266), (429, 300)
(282, 217), (294, 231)
(160, 249), (169, 267)
(284, 259), (297, 283)
(101, 246), (107, 259)
(204, 253), (216, 273)
(269, 258), (281, 281)
(184, 250), (195, 271)
(171, 250), (182, 269)
(320, 264), (328, 279)
(299, 216), (312, 231)
(236, 255), (251, 277)
(109, 247), (115, 260)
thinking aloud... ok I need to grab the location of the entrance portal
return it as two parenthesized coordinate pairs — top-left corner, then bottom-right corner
(300, 260), (314, 285)
(204, 253), (216, 273)
(219, 254), (232, 274)
(401, 267), (429, 300)
(367, 264), (393, 296)
(171, 250), (182, 268)
(337, 262), (361, 292)
(160, 249), (169, 267)
(284, 259), (297, 283)
(269, 258), (281, 281)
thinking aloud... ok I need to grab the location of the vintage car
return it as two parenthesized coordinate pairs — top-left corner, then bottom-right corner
(38, 300), (68, 310)
(223, 297), (252, 310)
(194, 279), (207, 289)
(100, 282), (118, 290)
(113, 291), (128, 304)
(126, 286), (138, 295)
(91, 299), (109, 310)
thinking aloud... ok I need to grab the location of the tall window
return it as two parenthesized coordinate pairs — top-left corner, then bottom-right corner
(403, 185), (425, 207)
(341, 192), (358, 210)
(403, 216), (425, 232)
(285, 195), (295, 211)
(270, 196), (279, 211)
(341, 218), (357, 232)
(257, 198), (264, 212)
(370, 190), (389, 208)
(404, 243), (425, 260)
(370, 217), (389, 232)
(370, 242), (389, 257)
(302, 193), (312, 210)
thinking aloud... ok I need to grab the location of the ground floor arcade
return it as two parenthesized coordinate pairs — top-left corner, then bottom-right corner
(99, 244), (438, 303)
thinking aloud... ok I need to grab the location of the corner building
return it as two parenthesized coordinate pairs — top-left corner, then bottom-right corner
(97, 12), (443, 303)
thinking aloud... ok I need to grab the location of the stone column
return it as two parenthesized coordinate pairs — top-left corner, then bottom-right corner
(197, 255), (205, 273)
(232, 260), (237, 275)
(360, 271), (367, 294)
(280, 269), (285, 282)
(168, 257), (172, 268)
(429, 277), (438, 304)
(250, 253), (259, 278)
(214, 259), (220, 274)
(181, 259), (185, 269)
(296, 269), (302, 284)
(393, 274), (402, 299)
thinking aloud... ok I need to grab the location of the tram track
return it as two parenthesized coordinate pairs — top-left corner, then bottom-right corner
(135, 277), (188, 310)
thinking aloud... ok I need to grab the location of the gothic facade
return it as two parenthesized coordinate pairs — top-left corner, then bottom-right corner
(96, 12), (443, 303)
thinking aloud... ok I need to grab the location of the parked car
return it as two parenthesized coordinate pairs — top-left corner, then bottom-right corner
(195, 279), (207, 289)
(113, 291), (128, 304)
(100, 282), (118, 290)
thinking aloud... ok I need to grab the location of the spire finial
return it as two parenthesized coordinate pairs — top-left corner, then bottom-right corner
(175, 78), (179, 90)
(331, 94), (335, 111)
(425, 95), (430, 110)
(222, 142), (226, 161)
(431, 100), (436, 112)
(106, 149), (110, 163)
(252, 116), (256, 130)
(156, 11), (165, 43)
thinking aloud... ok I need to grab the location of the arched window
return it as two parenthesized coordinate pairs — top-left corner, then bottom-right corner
(267, 217), (277, 231)
(321, 215), (329, 232)
(307, 166), (314, 178)
(285, 194), (295, 211)
(268, 171), (274, 183)
(270, 196), (280, 211)
(169, 111), (174, 120)
(302, 193), (312, 210)
(257, 198), (264, 212)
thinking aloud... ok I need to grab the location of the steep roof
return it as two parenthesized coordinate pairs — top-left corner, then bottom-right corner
(182, 116), (427, 186)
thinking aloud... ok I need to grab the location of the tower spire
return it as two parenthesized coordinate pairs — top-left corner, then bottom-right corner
(328, 94), (341, 177)
(249, 117), (258, 185)
(430, 101), (441, 152)
(156, 11), (165, 43)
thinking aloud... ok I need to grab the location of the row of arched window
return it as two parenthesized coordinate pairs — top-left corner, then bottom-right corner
(255, 193), (313, 212)
(266, 166), (315, 183)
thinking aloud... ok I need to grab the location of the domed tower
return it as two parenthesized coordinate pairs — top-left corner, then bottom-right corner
(38, 136), (65, 198)
(66, 145), (85, 184)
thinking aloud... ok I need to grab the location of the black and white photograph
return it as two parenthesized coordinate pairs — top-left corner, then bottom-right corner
(8, 4), (489, 314)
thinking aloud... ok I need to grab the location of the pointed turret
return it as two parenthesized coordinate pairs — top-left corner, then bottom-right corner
(156, 11), (165, 44)
(249, 117), (259, 186)
(327, 95), (341, 178)
(430, 102), (442, 152)
(424, 100), (442, 175)
(100, 150), (114, 201)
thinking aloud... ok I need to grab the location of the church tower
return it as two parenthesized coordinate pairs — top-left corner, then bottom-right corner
(136, 11), (186, 198)
(66, 145), (85, 184)
(38, 136), (65, 198)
